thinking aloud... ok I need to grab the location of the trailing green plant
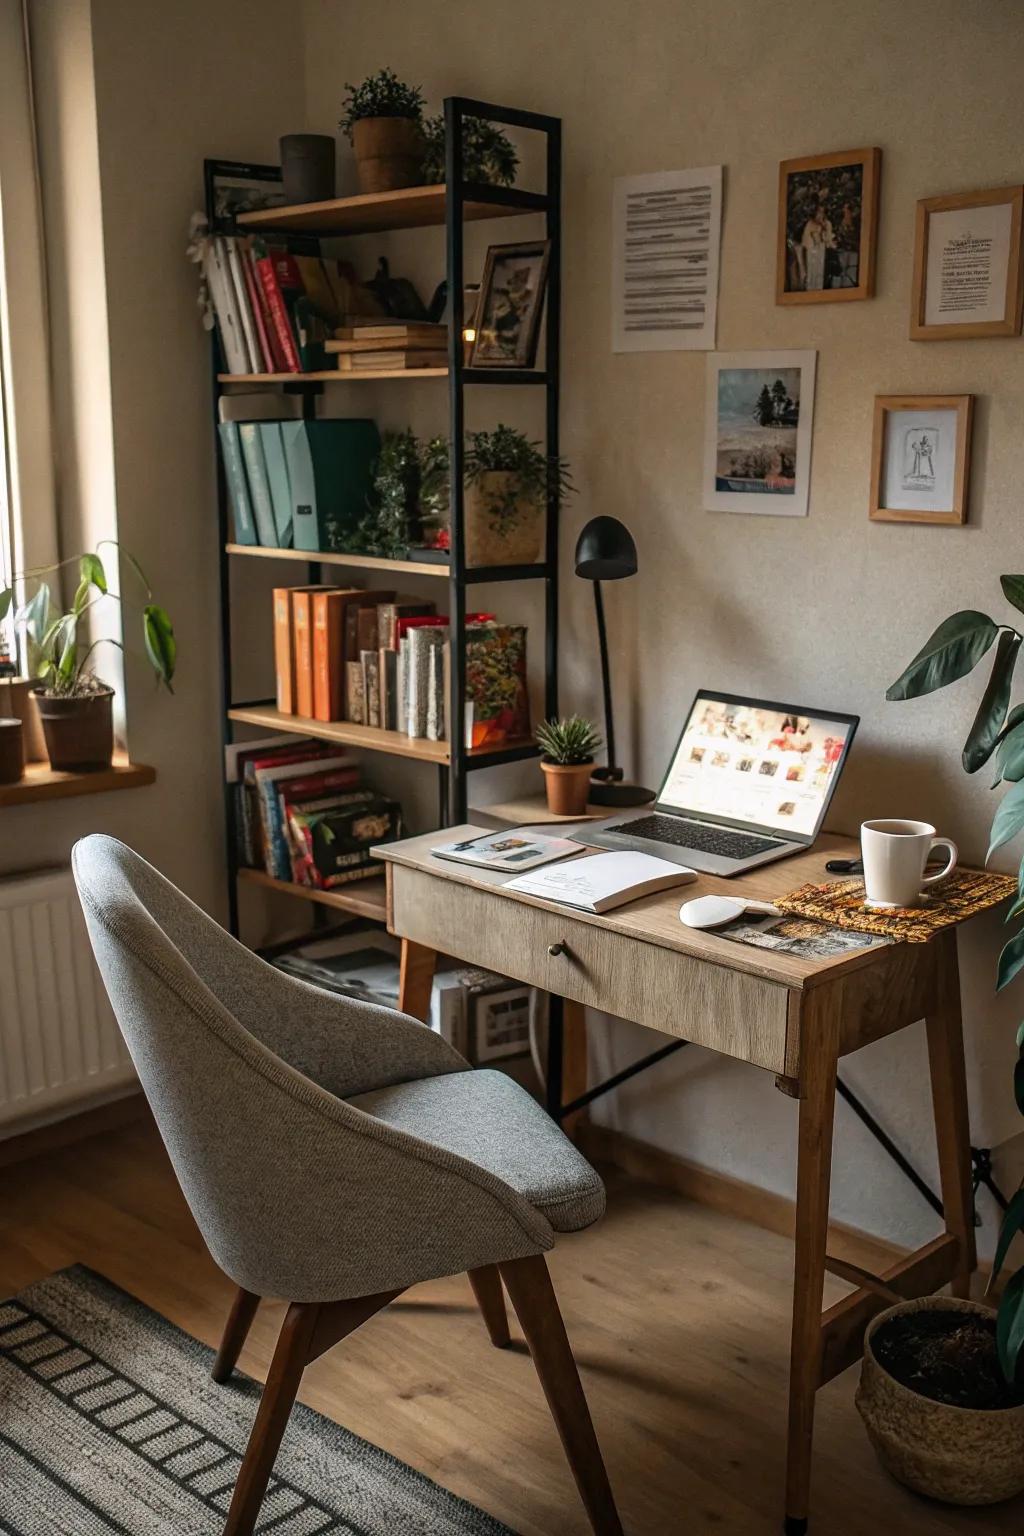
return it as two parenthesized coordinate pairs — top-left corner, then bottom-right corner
(339, 69), (424, 138)
(356, 429), (422, 560)
(420, 115), (518, 186)
(418, 433), (451, 550)
(536, 715), (602, 765)
(0, 542), (176, 697)
(887, 578), (1024, 1384)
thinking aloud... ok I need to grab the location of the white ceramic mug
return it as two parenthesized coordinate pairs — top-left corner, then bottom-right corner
(860, 819), (958, 908)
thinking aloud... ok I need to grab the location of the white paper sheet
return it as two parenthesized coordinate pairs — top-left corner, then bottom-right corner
(612, 166), (723, 352)
(924, 201), (1014, 328)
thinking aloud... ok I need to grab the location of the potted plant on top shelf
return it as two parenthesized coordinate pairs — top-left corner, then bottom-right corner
(420, 115), (519, 186)
(0, 543), (176, 772)
(536, 716), (602, 817)
(340, 69), (425, 195)
(854, 576), (1024, 1505)
(464, 424), (572, 568)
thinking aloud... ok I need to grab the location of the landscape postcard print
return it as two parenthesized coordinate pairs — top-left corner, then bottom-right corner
(704, 351), (816, 517)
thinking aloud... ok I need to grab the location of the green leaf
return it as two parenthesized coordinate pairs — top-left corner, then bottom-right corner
(886, 612), (999, 701)
(15, 583), (50, 647)
(998, 927), (1024, 990)
(1017, 1020), (1024, 1050)
(994, 719), (1024, 786)
(1001, 575), (1024, 615)
(0, 587), (11, 623)
(56, 615), (78, 684)
(989, 780), (1024, 860)
(963, 631), (1020, 772)
(1005, 894), (1024, 923)
(992, 1189), (1024, 1284)
(79, 552), (107, 594)
(72, 578), (91, 617)
(1017, 1051), (1024, 1117)
(143, 604), (176, 691)
(997, 1265), (1024, 1384)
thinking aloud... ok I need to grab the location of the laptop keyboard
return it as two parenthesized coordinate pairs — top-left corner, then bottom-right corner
(607, 813), (784, 860)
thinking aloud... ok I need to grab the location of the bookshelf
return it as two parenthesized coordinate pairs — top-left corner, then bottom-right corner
(210, 96), (561, 936)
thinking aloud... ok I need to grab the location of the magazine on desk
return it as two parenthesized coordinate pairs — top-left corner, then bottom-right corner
(506, 850), (696, 913)
(433, 829), (582, 871)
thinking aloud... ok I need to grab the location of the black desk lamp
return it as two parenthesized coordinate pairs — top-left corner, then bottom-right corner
(574, 515), (655, 808)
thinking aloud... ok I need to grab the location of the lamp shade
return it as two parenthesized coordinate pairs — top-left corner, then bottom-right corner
(573, 516), (637, 581)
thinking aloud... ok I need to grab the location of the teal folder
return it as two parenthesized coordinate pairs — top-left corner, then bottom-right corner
(217, 422), (257, 545)
(238, 422), (278, 547)
(281, 419), (381, 552)
(258, 422), (293, 547)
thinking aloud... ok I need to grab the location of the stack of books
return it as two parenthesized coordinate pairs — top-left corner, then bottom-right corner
(326, 322), (447, 374)
(225, 734), (401, 889)
(272, 585), (530, 746)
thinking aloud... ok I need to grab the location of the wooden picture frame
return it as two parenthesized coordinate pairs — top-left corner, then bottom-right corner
(869, 395), (973, 525)
(776, 147), (880, 305)
(469, 239), (550, 369)
(910, 185), (1024, 339)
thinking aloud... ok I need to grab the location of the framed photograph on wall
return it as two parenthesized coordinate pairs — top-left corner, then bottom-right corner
(703, 351), (817, 517)
(869, 395), (974, 525)
(776, 147), (880, 304)
(910, 185), (1024, 339)
(469, 239), (550, 368)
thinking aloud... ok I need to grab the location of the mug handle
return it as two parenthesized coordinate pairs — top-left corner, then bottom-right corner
(922, 837), (958, 886)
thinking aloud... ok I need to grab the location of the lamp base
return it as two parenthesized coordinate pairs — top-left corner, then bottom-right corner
(588, 767), (656, 808)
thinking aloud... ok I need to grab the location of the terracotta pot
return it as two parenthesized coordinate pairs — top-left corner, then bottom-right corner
(33, 685), (114, 772)
(0, 676), (47, 761)
(351, 116), (423, 194)
(465, 472), (544, 567)
(541, 759), (593, 817)
(0, 717), (24, 784)
(856, 1296), (1024, 1505)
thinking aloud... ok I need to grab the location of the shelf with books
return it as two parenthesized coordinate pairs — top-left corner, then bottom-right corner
(237, 866), (388, 922)
(225, 544), (450, 578)
(227, 701), (536, 768)
(218, 368), (448, 385)
(236, 182), (549, 238)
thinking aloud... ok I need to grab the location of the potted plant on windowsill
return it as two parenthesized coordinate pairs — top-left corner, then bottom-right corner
(536, 716), (602, 816)
(854, 578), (1024, 1504)
(465, 424), (572, 568)
(340, 69), (425, 195)
(0, 544), (176, 772)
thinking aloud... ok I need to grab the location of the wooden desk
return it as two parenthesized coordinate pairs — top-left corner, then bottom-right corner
(377, 827), (978, 1534)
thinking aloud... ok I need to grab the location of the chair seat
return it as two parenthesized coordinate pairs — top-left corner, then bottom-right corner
(348, 1069), (605, 1232)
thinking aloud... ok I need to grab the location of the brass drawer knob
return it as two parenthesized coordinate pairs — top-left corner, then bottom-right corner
(548, 941), (568, 957)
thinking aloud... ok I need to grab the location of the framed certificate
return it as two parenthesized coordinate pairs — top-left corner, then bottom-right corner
(910, 186), (1024, 340)
(869, 395), (974, 525)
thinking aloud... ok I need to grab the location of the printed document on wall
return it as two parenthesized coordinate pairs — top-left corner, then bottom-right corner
(612, 166), (723, 352)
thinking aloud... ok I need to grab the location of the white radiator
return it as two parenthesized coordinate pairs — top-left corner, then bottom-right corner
(0, 867), (135, 1132)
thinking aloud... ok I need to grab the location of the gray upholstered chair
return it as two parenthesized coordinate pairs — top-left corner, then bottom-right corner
(72, 835), (622, 1536)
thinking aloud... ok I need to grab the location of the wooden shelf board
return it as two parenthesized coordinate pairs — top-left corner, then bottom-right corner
(236, 183), (545, 237)
(228, 702), (533, 766)
(226, 544), (449, 578)
(0, 754), (156, 809)
(237, 866), (387, 922)
(218, 368), (448, 385)
(471, 794), (608, 826)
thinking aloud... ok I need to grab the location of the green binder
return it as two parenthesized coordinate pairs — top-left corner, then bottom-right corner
(281, 419), (381, 553)
(258, 422), (294, 548)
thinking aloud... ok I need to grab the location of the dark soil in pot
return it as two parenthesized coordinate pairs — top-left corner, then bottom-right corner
(872, 1308), (1024, 1411)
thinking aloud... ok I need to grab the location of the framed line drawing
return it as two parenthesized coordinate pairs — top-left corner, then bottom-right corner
(704, 351), (817, 517)
(910, 185), (1024, 339)
(869, 395), (974, 525)
(776, 147), (881, 305)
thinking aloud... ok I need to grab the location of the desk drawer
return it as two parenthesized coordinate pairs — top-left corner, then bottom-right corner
(389, 865), (790, 1073)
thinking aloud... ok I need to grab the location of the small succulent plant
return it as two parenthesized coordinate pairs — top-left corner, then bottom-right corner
(536, 715), (602, 765)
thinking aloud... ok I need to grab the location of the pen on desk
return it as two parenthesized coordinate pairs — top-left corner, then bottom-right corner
(826, 858), (863, 874)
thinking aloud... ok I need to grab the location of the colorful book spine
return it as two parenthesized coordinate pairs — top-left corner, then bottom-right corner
(245, 242), (288, 372)
(346, 660), (366, 725)
(292, 591), (316, 717)
(312, 590), (348, 722)
(258, 423), (293, 547)
(218, 422), (257, 545)
(237, 423), (278, 546)
(273, 588), (295, 712)
(239, 242), (275, 372)
(255, 252), (301, 372)
(362, 650), (381, 728)
(224, 237), (260, 373)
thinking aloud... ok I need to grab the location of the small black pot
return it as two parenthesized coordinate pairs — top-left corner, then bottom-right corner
(280, 135), (336, 204)
(32, 686), (114, 772)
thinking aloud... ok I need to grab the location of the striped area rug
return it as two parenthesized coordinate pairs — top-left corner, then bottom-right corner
(0, 1266), (515, 1536)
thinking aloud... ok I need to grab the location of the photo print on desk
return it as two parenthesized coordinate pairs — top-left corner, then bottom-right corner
(703, 350), (817, 516)
(776, 147), (880, 304)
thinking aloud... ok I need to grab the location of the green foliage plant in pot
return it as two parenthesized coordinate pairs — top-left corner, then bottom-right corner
(356, 429), (422, 560)
(340, 70), (425, 195)
(0, 544), (176, 772)
(464, 424), (573, 568)
(420, 115), (518, 187)
(536, 716), (602, 817)
(853, 579), (1024, 1505)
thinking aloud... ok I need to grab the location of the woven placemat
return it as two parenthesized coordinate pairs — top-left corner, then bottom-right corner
(776, 868), (1016, 943)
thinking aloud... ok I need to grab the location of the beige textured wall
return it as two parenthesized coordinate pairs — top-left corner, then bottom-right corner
(301, 0), (1024, 1251)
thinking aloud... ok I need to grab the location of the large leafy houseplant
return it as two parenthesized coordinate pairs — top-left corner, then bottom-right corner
(887, 579), (1024, 1384)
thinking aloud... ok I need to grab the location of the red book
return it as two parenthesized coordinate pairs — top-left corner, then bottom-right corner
(241, 241), (282, 372)
(255, 255), (300, 372)
(393, 612), (493, 643)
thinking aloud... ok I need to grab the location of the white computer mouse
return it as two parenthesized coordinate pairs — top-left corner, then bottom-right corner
(679, 894), (781, 929)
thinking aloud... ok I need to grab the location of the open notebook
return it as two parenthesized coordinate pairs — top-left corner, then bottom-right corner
(506, 850), (696, 914)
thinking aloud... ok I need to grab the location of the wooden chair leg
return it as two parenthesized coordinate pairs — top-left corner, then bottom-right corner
(500, 1254), (622, 1536)
(468, 1265), (510, 1347)
(222, 1302), (319, 1536)
(398, 939), (436, 1022)
(784, 991), (840, 1536)
(212, 1286), (261, 1384)
(925, 930), (976, 1298)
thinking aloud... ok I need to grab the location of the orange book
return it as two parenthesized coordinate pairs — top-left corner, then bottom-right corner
(292, 590), (319, 718)
(312, 589), (357, 722)
(275, 586), (333, 714)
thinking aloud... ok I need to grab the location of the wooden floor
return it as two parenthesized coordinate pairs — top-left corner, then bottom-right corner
(0, 1118), (1017, 1536)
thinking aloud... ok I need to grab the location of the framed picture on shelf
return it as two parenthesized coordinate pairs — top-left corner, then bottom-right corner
(203, 159), (285, 233)
(776, 147), (880, 304)
(467, 979), (540, 1064)
(910, 185), (1024, 339)
(703, 351), (817, 517)
(469, 239), (550, 368)
(869, 394), (974, 525)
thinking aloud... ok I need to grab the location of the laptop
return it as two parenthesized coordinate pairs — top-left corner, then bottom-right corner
(582, 689), (859, 876)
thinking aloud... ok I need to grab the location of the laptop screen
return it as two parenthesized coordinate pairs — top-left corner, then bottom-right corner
(658, 691), (858, 840)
